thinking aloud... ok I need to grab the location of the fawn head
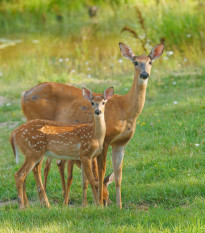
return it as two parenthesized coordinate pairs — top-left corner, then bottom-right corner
(82, 87), (114, 116)
(119, 42), (164, 82)
(103, 173), (115, 206)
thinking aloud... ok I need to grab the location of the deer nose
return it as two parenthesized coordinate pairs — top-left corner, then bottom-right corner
(95, 109), (101, 115)
(140, 72), (149, 79)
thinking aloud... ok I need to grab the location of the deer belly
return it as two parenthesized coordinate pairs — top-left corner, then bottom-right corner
(110, 129), (134, 145)
(46, 142), (81, 160)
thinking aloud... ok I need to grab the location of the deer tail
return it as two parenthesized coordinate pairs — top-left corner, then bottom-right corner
(10, 132), (19, 164)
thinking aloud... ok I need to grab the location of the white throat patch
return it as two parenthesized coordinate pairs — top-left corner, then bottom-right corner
(138, 78), (148, 85)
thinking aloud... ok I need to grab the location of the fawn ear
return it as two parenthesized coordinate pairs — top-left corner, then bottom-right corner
(82, 87), (93, 101)
(103, 87), (114, 101)
(149, 43), (164, 61)
(119, 42), (135, 61)
(104, 173), (115, 186)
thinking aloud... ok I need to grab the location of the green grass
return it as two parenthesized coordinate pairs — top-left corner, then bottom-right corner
(0, 45), (205, 231)
(1, 201), (205, 232)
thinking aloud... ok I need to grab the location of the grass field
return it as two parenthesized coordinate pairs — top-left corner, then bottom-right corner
(0, 0), (205, 232)
(0, 40), (204, 232)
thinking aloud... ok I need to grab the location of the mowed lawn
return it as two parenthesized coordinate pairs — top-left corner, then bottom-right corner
(0, 59), (205, 232)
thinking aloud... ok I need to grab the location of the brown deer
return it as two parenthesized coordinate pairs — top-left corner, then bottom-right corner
(10, 87), (114, 209)
(21, 42), (164, 208)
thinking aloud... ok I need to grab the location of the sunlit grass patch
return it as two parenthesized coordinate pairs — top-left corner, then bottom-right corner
(1, 198), (205, 232)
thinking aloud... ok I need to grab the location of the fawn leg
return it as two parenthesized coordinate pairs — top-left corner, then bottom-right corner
(33, 158), (50, 208)
(56, 160), (66, 199)
(97, 142), (109, 205)
(23, 176), (29, 208)
(64, 160), (74, 205)
(81, 163), (89, 207)
(43, 158), (52, 191)
(15, 158), (36, 210)
(92, 157), (99, 182)
(81, 157), (99, 205)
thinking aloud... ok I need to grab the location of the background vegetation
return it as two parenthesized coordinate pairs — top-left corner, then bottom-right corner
(0, 0), (204, 232)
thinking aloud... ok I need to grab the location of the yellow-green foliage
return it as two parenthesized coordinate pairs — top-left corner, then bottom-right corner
(0, 0), (204, 55)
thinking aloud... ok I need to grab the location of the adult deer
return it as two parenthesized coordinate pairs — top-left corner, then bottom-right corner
(21, 42), (164, 208)
(11, 87), (114, 209)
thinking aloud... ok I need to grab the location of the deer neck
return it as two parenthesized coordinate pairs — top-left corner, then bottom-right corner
(93, 113), (106, 146)
(126, 69), (148, 119)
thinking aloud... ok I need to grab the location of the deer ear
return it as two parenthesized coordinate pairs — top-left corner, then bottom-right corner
(82, 87), (93, 101)
(103, 87), (114, 101)
(149, 43), (164, 60)
(119, 42), (135, 61)
(104, 173), (115, 186)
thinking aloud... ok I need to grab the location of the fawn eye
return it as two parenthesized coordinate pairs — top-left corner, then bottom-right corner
(134, 61), (138, 66)
(91, 102), (94, 106)
(149, 61), (152, 65)
(102, 101), (105, 105)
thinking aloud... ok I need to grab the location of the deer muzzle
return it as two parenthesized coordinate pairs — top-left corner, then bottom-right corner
(140, 72), (149, 79)
(95, 109), (101, 115)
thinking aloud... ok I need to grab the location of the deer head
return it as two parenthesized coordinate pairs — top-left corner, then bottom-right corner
(82, 86), (114, 115)
(103, 173), (115, 206)
(119, 42), (164, 82)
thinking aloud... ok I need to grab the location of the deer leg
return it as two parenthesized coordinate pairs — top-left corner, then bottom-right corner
(23, 177), (29, 208)
(92, 157), (99, 182)
(91, 158), (99, 197)
(64, 160), (74, 205)
(81, 157), (99, 205)
(75, 160), (81, 169)
(112, 145), (125, 209)
(56, 160), (66, 199)
(15, 159), (36, 210)
(81, 163), (89, 207)
(97, 143), (109, 206)
(43, 158), (52, 191)
(33, 158), (50, 208)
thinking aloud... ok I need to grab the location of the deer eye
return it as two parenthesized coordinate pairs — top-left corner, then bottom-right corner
(91, 102), (94, 106)
(102, 101), (105, 105)
(134, 61), (138, 66)
(149, 61), (152, 65)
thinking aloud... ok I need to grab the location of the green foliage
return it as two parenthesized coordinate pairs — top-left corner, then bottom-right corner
(0, 0), (204, 58)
